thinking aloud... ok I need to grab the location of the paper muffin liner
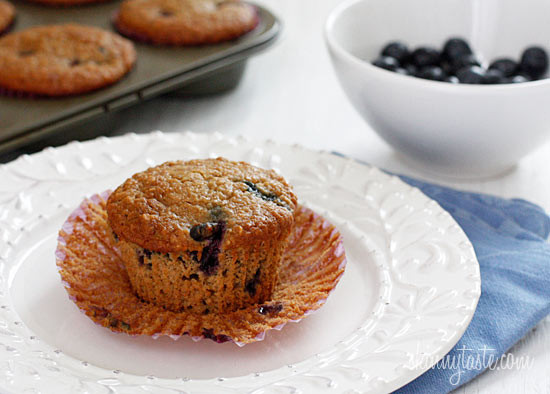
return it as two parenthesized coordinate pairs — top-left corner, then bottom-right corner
(56, 191), (347, 345)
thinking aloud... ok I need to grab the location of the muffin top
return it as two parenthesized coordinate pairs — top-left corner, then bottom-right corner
(0, 24), (136, 96)
(107, 158), (297, 252)
(115, 0), (258, 45)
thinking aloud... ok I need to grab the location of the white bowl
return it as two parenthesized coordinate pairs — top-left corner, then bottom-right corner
(325, 0), (550, 179)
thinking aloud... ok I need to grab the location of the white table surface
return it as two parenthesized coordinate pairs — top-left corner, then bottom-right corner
(19, 0), (550, 392)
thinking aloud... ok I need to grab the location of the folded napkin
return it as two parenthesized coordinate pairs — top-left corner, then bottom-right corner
(393, 174), (550, 393)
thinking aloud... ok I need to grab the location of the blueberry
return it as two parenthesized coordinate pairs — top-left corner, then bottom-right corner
(456, 66), (485, 84)
(449, 53), (480, 74)
(404, 64), (417, 76)
(520, 46), (548, 79)
(416, 66), (447, 81)
(442, 37), (472, 61)
(507, 74), (530, 84)
(446, 75), (460, 84)
(515, 72), (533, 82)
(241, 180), (287, 208)
(191, 222), (225, 275)
(190, 222), (219, 242)
(258, 303), (283, 315)
(489, 58), (517, 78)
(482, 69), (505, 84)
(410, 47), (440, 68)
(381, 41), (409, 64)
(395, 67), (409, 75)
(202, 328), (231, 343)
(440, 60), (454, 75)
(245, 267), (261, 296)
(372, 56), (400, 71)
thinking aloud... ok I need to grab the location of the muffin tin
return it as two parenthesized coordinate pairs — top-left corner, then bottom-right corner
(0, 0), (280, 157)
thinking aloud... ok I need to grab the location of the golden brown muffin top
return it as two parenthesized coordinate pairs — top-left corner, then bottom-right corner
(0, 24), (136, 96)
(107, 158), (297, 252)
(115, 0), (258, 45)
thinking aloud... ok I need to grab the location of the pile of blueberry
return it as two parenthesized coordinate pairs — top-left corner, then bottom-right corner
(372, 38), (549, 84)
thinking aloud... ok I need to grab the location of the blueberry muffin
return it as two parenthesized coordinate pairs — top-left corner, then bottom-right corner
(114, 0), (258, 46)
(106, 158), (297, 314)
(0, 24), (136, 96)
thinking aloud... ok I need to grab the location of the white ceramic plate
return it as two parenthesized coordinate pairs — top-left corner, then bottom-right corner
(0, 131), (481, 394)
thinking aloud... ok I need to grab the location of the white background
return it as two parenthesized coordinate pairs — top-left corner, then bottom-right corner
(72, 0), (550, 392)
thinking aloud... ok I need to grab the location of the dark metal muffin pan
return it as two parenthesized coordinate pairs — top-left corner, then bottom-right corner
(0, 1), (280, 156)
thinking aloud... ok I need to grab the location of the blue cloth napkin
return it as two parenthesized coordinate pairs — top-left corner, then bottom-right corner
(393, 174), (550, 393)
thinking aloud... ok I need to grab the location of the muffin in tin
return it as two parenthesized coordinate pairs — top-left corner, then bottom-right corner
(0, 24), (136, 96)
(106, 158), (297, 314)
(114, 0), (259, 46)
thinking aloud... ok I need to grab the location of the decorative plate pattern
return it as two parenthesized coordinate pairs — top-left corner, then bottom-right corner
(0, 131), (481, 394)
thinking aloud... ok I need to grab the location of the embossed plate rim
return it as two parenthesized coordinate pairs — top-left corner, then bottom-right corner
(0, 131), (481, 394)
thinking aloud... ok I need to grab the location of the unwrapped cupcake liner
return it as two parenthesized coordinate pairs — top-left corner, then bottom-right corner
(56, 191), (346, 345)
